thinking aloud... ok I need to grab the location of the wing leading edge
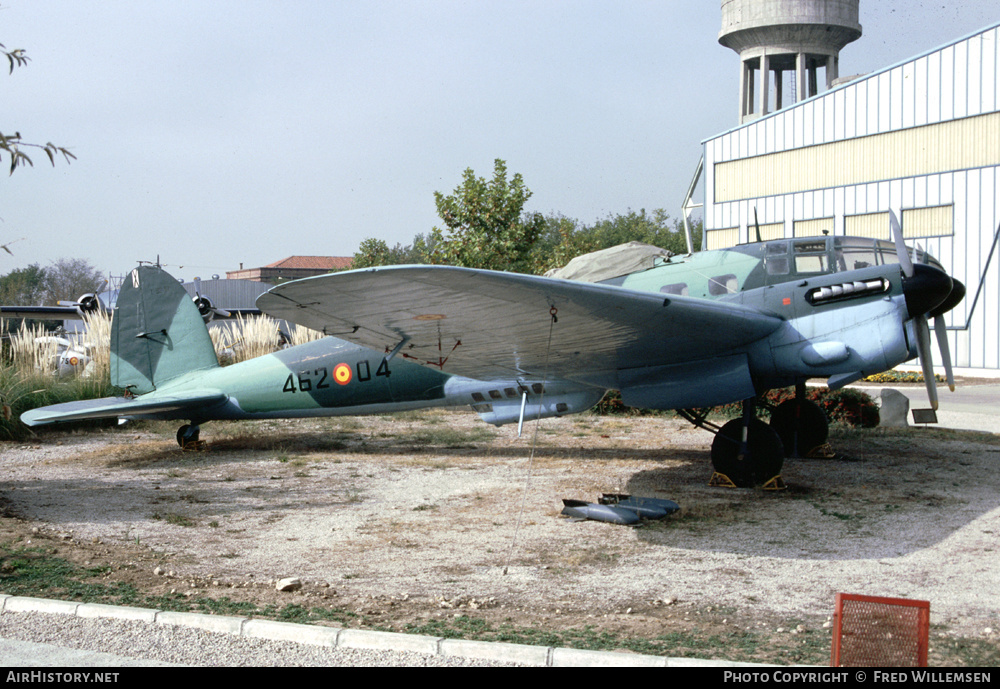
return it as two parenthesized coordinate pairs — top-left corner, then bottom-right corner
(258, 265), (784, 387)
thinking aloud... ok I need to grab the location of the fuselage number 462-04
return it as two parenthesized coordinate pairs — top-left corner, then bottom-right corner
(281, 359), (389, 394)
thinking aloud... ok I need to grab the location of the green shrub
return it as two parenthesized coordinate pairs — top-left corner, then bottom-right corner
(0, 365), (121, 441)
(595, 386), (879, 428)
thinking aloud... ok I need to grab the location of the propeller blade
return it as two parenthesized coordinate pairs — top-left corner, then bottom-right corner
(934, 316), (956, 392)
(915, 315), (938, 410)
(889, 210), (914, 278)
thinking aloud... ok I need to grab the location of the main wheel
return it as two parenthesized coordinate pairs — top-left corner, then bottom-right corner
(711, 418), (785, 487)
(769, 398), (828, 458)
(176, 424), (200, 448)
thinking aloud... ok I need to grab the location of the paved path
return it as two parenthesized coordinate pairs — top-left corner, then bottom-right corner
(0, 595), (752, 668)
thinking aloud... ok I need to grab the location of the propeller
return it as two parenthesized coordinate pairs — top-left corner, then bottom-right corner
(890, 210), (955, 409)
(193, 277), (231, 323)
(58, 293), (105, 316)
(889, 210), (914, 278)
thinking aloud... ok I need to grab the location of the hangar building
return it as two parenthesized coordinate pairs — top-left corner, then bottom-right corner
(700, 18), (1000, 371)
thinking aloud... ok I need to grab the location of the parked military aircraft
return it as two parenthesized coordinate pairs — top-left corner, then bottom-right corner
(21, 212), (964, 487)
(0, 277), (261, 325)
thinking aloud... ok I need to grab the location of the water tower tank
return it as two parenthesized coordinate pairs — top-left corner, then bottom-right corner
(719, 0), (861, 122)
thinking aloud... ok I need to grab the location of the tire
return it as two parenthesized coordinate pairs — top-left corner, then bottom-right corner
(769, 398), (829, 458)
(711, 418), (785, 487)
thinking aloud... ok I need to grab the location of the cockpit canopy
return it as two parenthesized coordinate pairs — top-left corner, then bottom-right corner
(732, 236), (943, 284)
(605, 236), (942, 300)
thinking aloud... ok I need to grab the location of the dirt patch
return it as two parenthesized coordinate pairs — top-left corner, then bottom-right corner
(1, 410), (998, 664)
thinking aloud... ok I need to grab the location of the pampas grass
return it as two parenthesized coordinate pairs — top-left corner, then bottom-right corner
(1, 312), (324, 440)
(0, 314), (119, 440)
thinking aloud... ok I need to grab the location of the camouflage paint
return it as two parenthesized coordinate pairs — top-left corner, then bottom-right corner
(111, 266), (219, 394)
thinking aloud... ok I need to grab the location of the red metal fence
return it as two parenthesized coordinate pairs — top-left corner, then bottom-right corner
(831, 593), (930, 667)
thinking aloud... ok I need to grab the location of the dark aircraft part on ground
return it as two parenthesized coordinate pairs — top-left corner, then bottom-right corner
(769, 398), (830, 459)
(561, 494), (680, 524)
(598, 493), (680, 519)
(561, 499), (640, 525)
(710, 418), (785, 488)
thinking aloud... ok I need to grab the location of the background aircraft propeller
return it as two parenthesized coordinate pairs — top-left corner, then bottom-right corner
(57, 293), (105, 317)
(193, 277), (231, 323)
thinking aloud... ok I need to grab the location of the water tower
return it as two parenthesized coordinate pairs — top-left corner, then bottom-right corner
(719, 0), (862, 123)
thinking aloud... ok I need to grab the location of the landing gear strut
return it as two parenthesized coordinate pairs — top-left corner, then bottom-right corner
(176, 424), (201, 450)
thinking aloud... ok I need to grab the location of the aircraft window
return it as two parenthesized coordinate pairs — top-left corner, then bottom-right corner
(795, 254), (828, 273)
(709, 274), (738, 295)
(471, 392), (485, 403)
(518, 384), (531, 395)
(766, 257), (789, 275)
(795, 240), (826, 253)
(504, 387), (518, 398)
(532, 383), (545, 394)
(660, 283), (688, 296)
(835, 238), (880, 271)
(764, 242), (790, 275)
(489, 390), (503, 400)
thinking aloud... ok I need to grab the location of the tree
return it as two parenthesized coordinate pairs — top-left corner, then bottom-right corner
(1, 42), (74, 174)
(351, 233), (436, 269)
(529, 209), (703, 274)
(0, 263), (46, 306)
(41, 258), (104, 303)
(429, 159), (545, 273)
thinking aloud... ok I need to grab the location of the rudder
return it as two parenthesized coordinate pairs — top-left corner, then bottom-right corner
(111, 266), (219, 394)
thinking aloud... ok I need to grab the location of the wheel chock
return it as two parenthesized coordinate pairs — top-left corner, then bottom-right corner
(806, 443), (836, 459)
(762, 475), (787, 491)
(709, 472), (738, 488)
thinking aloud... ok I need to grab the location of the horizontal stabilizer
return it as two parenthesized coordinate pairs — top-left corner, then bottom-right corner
(21, 391), (228, 427)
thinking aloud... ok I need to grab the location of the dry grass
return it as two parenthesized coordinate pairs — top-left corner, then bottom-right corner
(212, 315), (323, 364)
(6, 322), (58, 374)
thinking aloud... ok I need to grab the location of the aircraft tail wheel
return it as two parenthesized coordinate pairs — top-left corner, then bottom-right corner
(176, 424), (202, 450)
(769, 398), (829, 458)
(711, 418), (785, 488)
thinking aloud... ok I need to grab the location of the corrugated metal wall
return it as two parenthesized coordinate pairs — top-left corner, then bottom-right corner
(703, 23), (1000, 370)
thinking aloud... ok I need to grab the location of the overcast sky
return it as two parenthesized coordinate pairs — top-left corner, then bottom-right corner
(3, 1), (998, 284)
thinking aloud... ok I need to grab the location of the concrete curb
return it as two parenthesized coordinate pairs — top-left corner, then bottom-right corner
(0, 594), (761, 667)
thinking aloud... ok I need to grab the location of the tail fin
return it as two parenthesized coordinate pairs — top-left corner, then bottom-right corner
(111, 266), (219, 394)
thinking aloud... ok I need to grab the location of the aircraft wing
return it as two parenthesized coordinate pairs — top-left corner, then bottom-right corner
(1, 305), (87, 320)
(21, 391), (228, 427)
(258, 266), (784, 386)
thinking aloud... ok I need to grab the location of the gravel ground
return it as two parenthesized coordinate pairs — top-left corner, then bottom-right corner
(0, 610), (523, 666)
(1, 408), (998, 665)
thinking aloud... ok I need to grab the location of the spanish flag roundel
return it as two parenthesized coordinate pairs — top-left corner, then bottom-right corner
(333, 363), (352, 385)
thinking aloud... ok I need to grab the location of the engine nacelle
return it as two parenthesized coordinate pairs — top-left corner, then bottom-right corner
(75, 293), (103, 315)
(193, 295), (216, 323)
